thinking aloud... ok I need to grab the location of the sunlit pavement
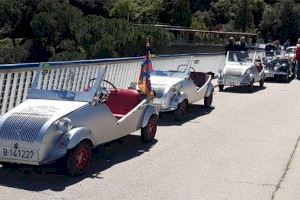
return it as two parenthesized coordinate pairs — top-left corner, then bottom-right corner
(0, 80), (300, 200)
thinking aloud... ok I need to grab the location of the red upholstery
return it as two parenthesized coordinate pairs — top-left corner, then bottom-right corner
(105, 89), (143, 118)
(190, 72), (207, 88)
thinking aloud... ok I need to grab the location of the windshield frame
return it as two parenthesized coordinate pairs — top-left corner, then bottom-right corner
(226, 51), (256, 65)
(28, 64), (106, 102)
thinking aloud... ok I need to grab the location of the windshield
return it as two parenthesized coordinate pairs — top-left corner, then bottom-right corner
(28, 64), (106, 102)
(151, 56), (196, 78)
(227, 51), (255, 63)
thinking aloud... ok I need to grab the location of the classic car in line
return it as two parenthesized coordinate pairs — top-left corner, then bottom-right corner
(284, 46), (296, 61)
(263, 51), (295, 82)
(0, 64), (158, 176)
(150, 57), (214, 120)
(218, 51), (265, 92)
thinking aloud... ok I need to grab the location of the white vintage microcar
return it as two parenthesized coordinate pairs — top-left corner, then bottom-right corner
(218, 51), (265, 92)
(0, 64), (158, 176)
(150, 57), (214, 120)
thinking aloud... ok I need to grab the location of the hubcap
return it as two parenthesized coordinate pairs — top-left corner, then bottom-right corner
(75, 146), (89, 170)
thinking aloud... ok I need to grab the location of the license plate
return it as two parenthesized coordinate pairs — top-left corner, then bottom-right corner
(227, 80), (240, 85)
(0, 147), (38, 161)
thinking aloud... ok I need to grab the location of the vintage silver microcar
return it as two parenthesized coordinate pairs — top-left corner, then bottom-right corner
(218, 51), (265, 92)
(150, 57), (214, 120)
(0, 64), (158, 176)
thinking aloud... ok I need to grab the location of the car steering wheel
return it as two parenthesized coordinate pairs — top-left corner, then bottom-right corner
(177, 64), (196, 73)
(88, 78), (117, 91)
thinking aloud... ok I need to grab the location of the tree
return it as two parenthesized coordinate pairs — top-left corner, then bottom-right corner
(191, 0), (212, 12)
(134, 0), (163, 24)
(159, 0), (191, 27)
(232, 0), (254, 32)
(260, 0), (300, 42)
(110, 0), (136, 21)
(210, 0), (234, 25)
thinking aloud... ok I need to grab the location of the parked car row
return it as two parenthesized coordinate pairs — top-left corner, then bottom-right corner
(0, 60), (214, 176)
(0, 50), (294, 176)
(217, 50), (296, 92)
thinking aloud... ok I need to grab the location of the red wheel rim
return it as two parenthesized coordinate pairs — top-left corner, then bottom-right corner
(148, 119), (157, 138)
(75, 146), (89, 170)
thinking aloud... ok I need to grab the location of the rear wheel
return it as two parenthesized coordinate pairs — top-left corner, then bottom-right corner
(141, 115), (158, 143)
(248, 81), (254, 93)
(175, 100), (187, 121)
(66, 141), (92, 176)
(283, 73), (289, 83)
(204, 92), (213, 108)
(219, 84), (224, 91)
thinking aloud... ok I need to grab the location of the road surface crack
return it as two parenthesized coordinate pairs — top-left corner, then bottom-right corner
(271, 135), (300, 200)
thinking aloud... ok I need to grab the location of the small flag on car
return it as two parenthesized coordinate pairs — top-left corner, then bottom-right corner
(138, 39), (154, 98)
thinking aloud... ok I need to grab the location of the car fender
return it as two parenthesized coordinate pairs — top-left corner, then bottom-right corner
(205, 83), (214, 97)
(174, 92), (188, 104)
(141, 105), (158, 128)
(65, 127), (96, 150)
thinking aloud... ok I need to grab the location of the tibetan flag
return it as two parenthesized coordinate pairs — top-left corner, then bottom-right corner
(138, 44), (154, 98)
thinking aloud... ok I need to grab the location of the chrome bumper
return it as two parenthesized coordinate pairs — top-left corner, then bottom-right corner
(265, 70), (287, 78)
(218, 77), (250, 86)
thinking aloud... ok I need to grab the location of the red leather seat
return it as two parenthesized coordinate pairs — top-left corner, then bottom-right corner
(190, 72), (207, 88)
(105, 89), (143, 118)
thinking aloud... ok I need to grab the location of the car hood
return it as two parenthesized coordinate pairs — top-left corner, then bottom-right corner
(224, 63), (251, 77)
(0, 99), (88, 126)
(151, 76), (183, 88)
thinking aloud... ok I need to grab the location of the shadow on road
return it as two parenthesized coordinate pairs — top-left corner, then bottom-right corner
(158, 104), (215, 126)
(221, 86), (266, 94)
(0, 135), (157, 192)
(265, 77), (294, 84)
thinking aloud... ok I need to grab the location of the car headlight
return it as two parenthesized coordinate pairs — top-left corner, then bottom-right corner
(57, 118), (72, 133)
(173, 84), (182, 93)
(274, 63), (281, 71)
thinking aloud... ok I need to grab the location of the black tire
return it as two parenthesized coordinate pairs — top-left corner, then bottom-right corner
(283, 74), (289, 83)
(141, 115), (158, 143)
(259, 77), (265, 87)
(66, 141), (92, 177)
(204, 92), (213, 108)
(0, 162), (15, 169)
(219, 84), (224, 91)
(248, 81), (254, 93)
(174, 100), (187, 121)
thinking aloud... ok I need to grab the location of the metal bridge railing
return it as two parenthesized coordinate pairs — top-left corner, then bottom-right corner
(0, 53), (225, 115)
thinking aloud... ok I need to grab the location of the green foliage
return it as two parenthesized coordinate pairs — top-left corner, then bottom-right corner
(0, 38), (31, 63)
(1, 0), (300, 64)
(110, 0), (136, 21)
(260, 0), (300, 42)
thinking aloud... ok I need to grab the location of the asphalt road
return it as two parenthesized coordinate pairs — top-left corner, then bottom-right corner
(0, 80), (300, 200)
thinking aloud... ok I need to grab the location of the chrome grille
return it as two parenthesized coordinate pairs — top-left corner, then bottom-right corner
(0, 113), (50, 142)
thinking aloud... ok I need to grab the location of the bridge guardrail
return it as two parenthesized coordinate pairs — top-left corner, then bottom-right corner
(0, 52), (226, 115)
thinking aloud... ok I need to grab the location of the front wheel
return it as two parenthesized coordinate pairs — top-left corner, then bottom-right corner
(204, 93), (213, 108)
(248, 81), (254, 93)
(174, 100), (187, 121)
(259, 77), (265, 87)
(66, 141), (92, 176)
(283, 74), (289, 83)
(141, 115), (158, 143)
(218, 84), (224, 91)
